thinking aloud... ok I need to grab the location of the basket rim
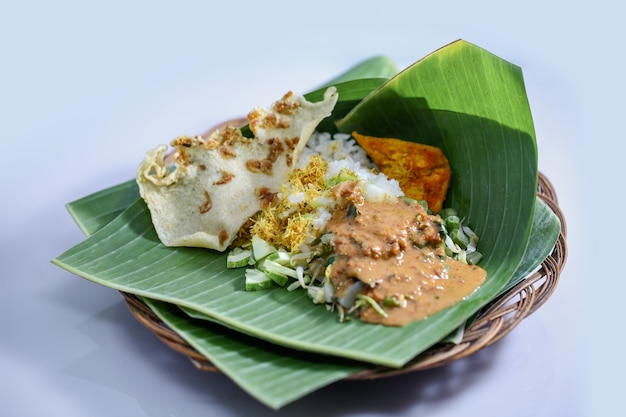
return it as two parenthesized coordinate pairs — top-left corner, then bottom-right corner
(121, 171), (567, 379)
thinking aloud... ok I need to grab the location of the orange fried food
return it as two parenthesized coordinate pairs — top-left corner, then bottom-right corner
(352, 132), (451, 213)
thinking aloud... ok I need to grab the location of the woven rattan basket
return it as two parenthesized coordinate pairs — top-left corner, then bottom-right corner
(121, 172), (567, 379)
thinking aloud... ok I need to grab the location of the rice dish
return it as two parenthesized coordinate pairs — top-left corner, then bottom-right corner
(232, 129), (486, 326)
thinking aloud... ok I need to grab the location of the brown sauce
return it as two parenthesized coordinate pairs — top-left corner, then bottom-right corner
(325, 197), (486, 326)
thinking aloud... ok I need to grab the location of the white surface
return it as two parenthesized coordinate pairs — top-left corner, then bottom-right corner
(1, 1), (618, 416)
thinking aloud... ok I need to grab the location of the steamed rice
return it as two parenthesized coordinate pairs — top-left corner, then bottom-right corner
(297, 132), (372, 168)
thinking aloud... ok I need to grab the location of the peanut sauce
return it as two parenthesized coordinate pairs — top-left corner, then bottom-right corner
(325, 198), (486, 326)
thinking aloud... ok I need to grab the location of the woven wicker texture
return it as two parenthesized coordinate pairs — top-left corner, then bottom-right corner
(121, 172), (567, 378)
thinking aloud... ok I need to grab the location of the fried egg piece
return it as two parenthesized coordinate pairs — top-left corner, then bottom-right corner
(352, 132), (451, 213)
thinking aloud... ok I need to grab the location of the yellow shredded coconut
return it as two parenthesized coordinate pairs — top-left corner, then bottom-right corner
(251, 155), (329, 251)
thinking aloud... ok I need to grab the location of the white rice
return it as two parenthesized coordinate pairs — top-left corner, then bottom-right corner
(298, 132), (373, 169)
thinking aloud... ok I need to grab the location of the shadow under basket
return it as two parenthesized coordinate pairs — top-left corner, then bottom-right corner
(121, 171), (568, 380)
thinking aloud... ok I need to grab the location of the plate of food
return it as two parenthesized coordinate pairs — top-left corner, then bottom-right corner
(53, 39), (566, 409)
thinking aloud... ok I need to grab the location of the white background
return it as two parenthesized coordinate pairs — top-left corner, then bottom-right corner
(1, 1), (618, 416)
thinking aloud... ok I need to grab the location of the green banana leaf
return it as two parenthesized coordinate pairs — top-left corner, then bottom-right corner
(305, 78), (391, 133)
(336, 39), (539, 320)
(315, 55), (399, 88)
(143, 297), (363, 409)
(53, 200), (436, 367)
(67, 179), (138, 236)
(68, 193), (366, 410)
(67, 191), (370, 411)
(495, 196), (562, 296)
(306, 55), (398, 133)
(61, 175), (559, 408)
(54, 40), (543, 370)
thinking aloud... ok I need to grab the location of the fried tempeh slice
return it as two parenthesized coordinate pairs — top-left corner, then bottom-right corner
(352, 132), (451, 212)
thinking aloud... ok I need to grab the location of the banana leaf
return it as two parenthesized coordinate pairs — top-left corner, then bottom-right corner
(61, 173), (559, 408)
(141, 298), (362, 409)
(67, 179), (138, 236)
(305, 78), (391, 133)
(54, 40), (542, 369)
(67, 187), (367, 411)
(305, 55), (398, 134)
(336, 38), (539, 319)
(495, 196), (561, 296)
(315, 55), (399, 88)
